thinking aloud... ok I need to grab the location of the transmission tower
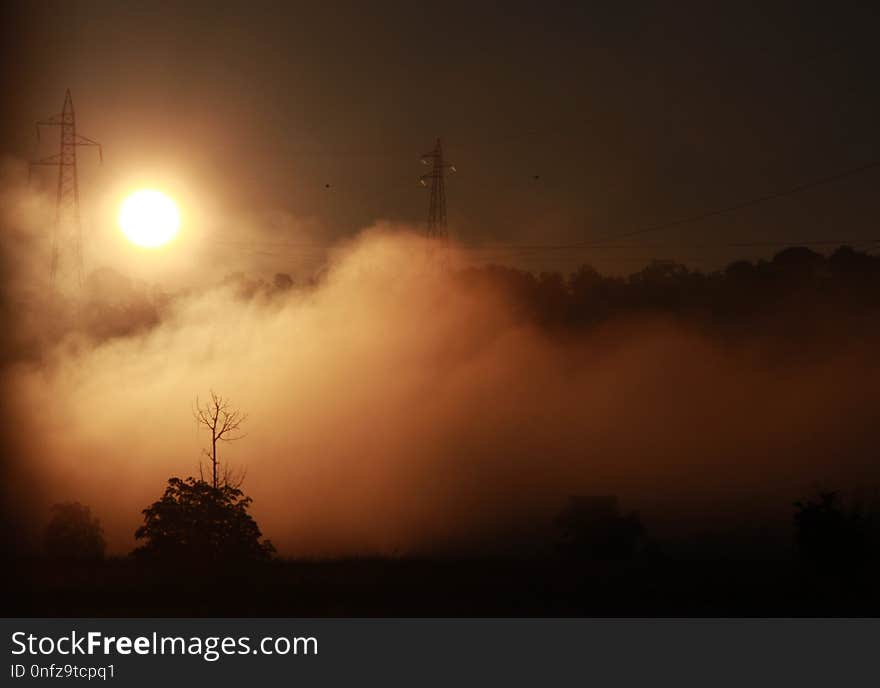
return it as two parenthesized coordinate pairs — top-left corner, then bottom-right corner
(31, 89), (102, 293)
(419, 138), (455, 239)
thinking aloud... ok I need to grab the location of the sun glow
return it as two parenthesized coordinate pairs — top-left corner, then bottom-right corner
(118, 189), (181, 248)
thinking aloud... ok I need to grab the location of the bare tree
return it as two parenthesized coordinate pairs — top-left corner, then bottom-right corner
(194, 390), (247, 489)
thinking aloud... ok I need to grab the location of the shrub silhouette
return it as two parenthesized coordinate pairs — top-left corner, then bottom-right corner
(555, 496), (644, 560)
(134, 477), (274, 562)
(794, 491), (868, 570)
(44, 502), (106, 560)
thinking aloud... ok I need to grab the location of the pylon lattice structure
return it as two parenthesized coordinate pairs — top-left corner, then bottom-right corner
(31, 89), (102, 294)
(420, 138), (455, 239)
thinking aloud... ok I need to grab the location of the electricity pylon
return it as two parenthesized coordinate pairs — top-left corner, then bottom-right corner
(31, 89), (102, 293)
(419, 138), (455, 239)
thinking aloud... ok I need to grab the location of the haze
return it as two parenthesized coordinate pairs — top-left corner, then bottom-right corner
(2, 2), (880, 558)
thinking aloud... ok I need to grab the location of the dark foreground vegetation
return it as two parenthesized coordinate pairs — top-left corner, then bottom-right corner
(11, 553), (880, 617)
(454, 244), (880, 343)
(11, 243), (880, 359)
(13, 489), (880, 617)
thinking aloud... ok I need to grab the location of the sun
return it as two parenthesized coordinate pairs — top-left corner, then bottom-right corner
(118, 189), (181, 248)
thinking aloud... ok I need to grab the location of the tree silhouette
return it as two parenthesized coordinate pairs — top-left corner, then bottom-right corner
(44, 502), (106, 560)
(194, 391), (247, 489)
(134, 477), (274, 562)
(794, 491), (868, 570)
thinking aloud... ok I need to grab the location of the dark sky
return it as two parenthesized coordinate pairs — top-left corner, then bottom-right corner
(3, 1), (880, 274)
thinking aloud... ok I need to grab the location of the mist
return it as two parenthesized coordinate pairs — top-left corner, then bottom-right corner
(4, 172), (880, 559)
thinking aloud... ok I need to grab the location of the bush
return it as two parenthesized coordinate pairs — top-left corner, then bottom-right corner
(794, 492), (869, 570)
(44, 502), (106, 560)
(134, 477), (274, 562)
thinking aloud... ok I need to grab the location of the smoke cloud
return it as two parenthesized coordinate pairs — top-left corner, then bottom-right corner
(4, 165), (880, 557)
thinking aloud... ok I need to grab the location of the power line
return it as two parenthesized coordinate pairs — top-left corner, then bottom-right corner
(206, 149), (880, 261)
(285, 149), (413, 158)
(586, 158), (880, 243)
(209, 236), (880, 253)
(458, 238), (880, 251)
(282, 155), (880, 251)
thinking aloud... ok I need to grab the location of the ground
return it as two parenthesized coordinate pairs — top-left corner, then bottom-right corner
(10, 556), (880, 617)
